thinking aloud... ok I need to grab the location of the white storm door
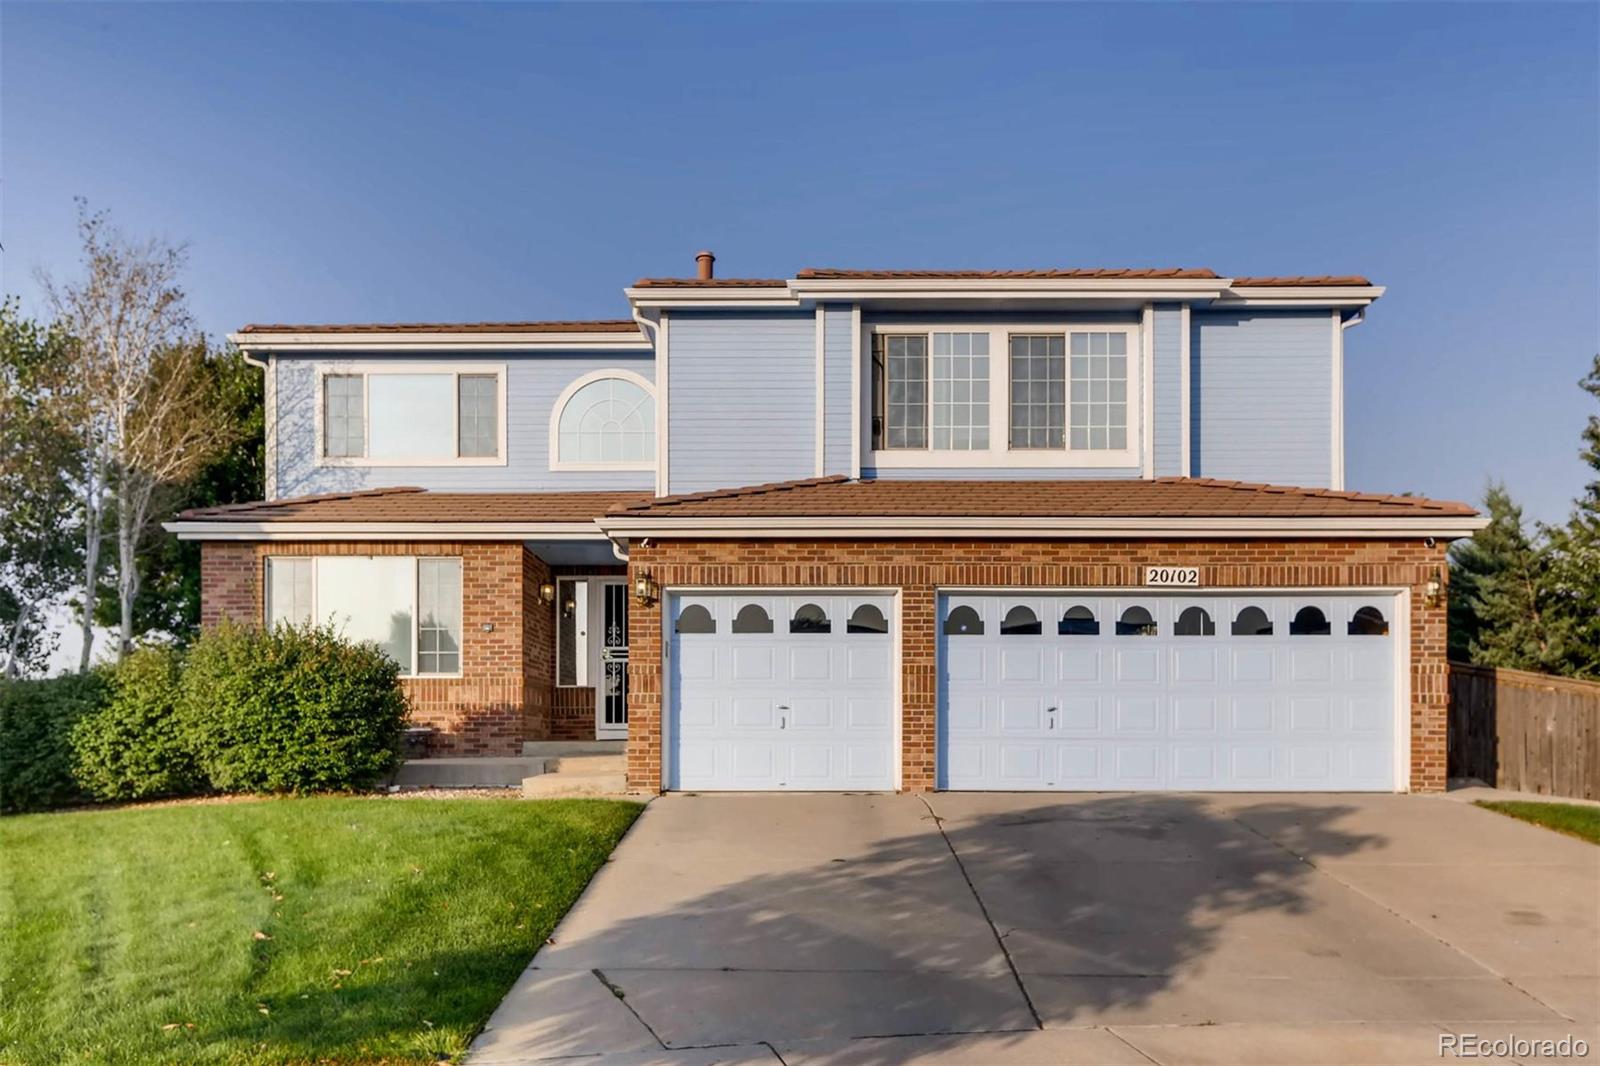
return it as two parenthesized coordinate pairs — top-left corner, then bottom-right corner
(668, 592), (895, 791)
(938, 592), (1400, 792)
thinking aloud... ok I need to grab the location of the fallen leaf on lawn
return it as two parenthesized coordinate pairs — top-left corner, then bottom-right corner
(332, 968), (352, 977)
(252, 931), (272, 941)
(257, 1005), (270, 1015)
(161, 1024), (181, 1032)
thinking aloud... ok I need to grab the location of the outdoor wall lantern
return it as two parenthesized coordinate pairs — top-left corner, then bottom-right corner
(539, 582), (556, 606)
(1424, 568), (1443, 608)
(634, 569), (659, 605)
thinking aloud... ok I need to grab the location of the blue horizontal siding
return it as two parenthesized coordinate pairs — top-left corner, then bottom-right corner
(1152, 304), (1183, 477)
(273, 350), (655, 498)
(667, 310), (816, 494)
(1191, 310), (1334, 488)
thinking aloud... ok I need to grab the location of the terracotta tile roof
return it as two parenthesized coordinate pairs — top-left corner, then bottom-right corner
(235, 320), (640, 335)
(795, 268), (1221, 280)
(629, 277), (791, 289)
(1230, 276), (1373, 287)
(609, 476), (1476, 520)
(178, 486), (649, 523)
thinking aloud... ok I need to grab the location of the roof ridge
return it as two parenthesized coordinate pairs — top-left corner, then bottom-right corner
(179, 486), (424, 519)
(616, 476), (850, 513)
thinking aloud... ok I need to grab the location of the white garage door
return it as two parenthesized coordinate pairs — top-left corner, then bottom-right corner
(668, 592), (896, 791)
(938, 592), (1401, 791)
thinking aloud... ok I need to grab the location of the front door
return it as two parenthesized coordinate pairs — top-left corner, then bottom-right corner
(595, 579), (629, 738)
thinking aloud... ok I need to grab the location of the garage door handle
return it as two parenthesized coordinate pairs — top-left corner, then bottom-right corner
(1047, 706), (1057, 729)
(777, 705), (789, 729)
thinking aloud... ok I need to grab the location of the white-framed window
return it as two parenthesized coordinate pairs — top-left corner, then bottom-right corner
(314, 363), (507, 466)
(549, 369), (656, 470)
(868, 323), (1139, 468)
(263, 555), (464, 677)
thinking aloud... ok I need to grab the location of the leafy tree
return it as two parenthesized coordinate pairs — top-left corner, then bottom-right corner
(38, 202), (238, 665)
(0, 303), (85, 677)
(92, 343), (263, 642)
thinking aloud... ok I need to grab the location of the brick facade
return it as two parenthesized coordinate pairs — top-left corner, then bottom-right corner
(201, 540), (569, 755)
(624, 538), (1451, 794)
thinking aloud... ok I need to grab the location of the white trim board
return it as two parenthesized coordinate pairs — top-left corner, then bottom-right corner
(165, 520), (609, 541)
(231, 331), (650, 352)
(601, 514), (1488, 539)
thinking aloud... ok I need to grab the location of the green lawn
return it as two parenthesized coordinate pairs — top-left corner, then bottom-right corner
(0, 796), (641, 1065)
(1477, 799), (1600, 844)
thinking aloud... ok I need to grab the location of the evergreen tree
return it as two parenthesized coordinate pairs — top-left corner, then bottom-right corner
(1543, 355), (1600, 676)
(1449, 485), (1571, 671)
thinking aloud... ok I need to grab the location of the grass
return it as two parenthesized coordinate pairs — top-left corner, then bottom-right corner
(1476, 799), (1600, 844)
(0, 795), (642, 1065)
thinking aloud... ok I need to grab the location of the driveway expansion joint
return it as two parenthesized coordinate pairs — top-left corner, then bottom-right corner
(590, 968), (668, 1050)
(918, 794), (1045, 1030)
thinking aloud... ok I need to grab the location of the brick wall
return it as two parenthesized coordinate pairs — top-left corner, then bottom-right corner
(200, 540), (559, 755)
(624, 538), (1450, 794)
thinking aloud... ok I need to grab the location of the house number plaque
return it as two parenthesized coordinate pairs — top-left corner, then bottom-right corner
(1145, 566), (1200, 587)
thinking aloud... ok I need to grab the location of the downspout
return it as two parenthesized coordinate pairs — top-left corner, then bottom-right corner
(239, 348), (275, 500)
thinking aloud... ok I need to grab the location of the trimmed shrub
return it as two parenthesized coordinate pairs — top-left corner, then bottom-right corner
(0, 672), (110, 814)
(71, 646), (204, 802)
(178, 622), (407, 793)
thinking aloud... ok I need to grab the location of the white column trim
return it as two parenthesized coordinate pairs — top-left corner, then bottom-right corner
(815, 305), (826, 477)
(265, 355), (279, 499)
(1141, 303), (1155, 479)
(1331, 309), (1346, 490)
(850, 304), (863, 479)
(656, 312), (671, 497)
(1179, 303), (1192, 478)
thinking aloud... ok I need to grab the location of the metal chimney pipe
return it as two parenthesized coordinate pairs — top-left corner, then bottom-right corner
(695, 250), (715, 280)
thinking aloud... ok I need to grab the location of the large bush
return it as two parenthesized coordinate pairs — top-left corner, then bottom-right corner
(178, 622), (407, 793)
(0, 672), (109, 814)
(71, 646), (203, 802)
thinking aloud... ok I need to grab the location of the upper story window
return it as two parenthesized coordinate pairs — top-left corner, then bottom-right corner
(316, 364), (506, 466)
(870, 325), (1137, 467)
(551, 369), (656, 470)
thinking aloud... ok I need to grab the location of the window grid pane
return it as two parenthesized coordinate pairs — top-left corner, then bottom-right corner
(1068, 331), (1128, 451)
(323, 375), (365, 457)
(266, 558), (313, 628)
(883, 335), (928, 449)
(417, 558), (462, 675)
(558, 377), (655, 464)
(457, 375), (498, 458)
(1008, 335), (1065, 449)
(931, 332), (990, 450)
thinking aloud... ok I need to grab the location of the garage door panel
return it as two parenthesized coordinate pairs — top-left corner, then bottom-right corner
(670, 592), (895, 791)
(939, 592), (1400, 792)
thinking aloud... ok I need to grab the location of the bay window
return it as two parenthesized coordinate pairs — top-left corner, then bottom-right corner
(317, 364), (506, 464)
(264, 555), (463, 676)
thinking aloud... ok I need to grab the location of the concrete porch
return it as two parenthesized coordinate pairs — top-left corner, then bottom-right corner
(392, 740), (628, 795)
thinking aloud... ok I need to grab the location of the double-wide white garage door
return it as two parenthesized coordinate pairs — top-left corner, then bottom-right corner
(939, 593), (1401, 791)
(668, 593), (896, 791)
(666, 589), (1402, 792)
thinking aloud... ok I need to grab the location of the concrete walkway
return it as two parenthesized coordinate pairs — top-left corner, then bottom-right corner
(469, 792), (1600, 1064)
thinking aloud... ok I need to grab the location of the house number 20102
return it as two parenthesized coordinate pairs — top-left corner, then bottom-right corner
(1145, 566), (1200, 587)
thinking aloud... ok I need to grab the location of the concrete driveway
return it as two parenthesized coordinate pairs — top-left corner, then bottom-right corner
(470, 792), (1600, 1064)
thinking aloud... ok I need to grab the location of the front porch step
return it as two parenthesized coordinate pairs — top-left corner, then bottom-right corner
(540, 754), (624, 774)
(392, 757), (545, 789)
(521, 771), (629, 798)
(521, 740), (626, 757)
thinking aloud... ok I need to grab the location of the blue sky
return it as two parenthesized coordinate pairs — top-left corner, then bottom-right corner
(3, 2), (1596, 523)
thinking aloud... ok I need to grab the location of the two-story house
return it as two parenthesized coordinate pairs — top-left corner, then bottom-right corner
(168, 256), (1483, 794)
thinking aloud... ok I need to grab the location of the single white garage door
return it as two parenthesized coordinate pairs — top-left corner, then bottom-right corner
(938, 592), (1401, 791)
(668, 592), (896, 791)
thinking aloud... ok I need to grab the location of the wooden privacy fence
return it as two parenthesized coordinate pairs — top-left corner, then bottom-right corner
(1449, 662), (1600, 800)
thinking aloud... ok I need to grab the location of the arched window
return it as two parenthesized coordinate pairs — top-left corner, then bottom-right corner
(790, 603), (831, 634)
(1232, 606), (1273, 636)
(1116, 605), (1157, 636)
(847, 604), (889, 634)
(1058, 605), (1099, 636)
(732, 603), (773, 634)
(944, 605), (984, 635)
(674, 604), (715, 634)
(1175, 606), (1215, 636)
(552, 371), (656, 467)
(1348, 606), (1389, 636)
(1000, 605), (1041, 635)
(1290, 605), (1331, 636)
